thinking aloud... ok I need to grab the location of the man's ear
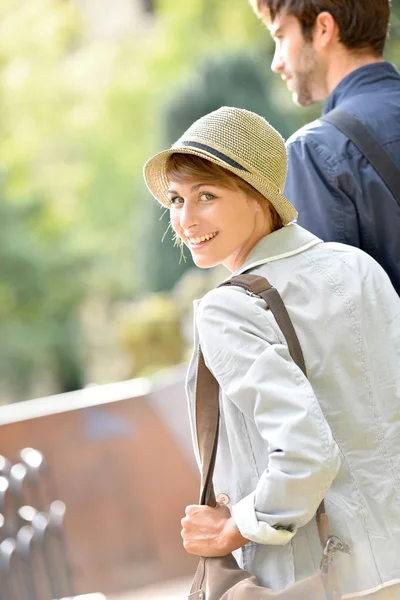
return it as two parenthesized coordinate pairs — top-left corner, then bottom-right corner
(248, 0), (268, 19)
(313, 11), (339, 49)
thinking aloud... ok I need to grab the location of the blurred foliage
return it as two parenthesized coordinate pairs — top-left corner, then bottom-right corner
(0, 0), (271, 400)
(119, 264), (228, 377)
(387, 2), (400, 63)
(118, 293), (184, 376)
(0, 0), (398, 400)
(0, 192), (86, 394)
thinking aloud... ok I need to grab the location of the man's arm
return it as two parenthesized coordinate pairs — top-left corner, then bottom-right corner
(285, 136), (360, 247)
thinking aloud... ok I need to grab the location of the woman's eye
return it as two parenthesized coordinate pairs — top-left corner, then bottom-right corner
(200, 193), (215, 201)
(170, 196), (184, 205)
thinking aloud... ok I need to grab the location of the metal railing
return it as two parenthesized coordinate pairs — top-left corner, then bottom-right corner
(0, 448), (76, 600)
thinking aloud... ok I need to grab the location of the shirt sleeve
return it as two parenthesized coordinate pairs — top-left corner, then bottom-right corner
(197, 286), (341, 546)
(285, 136), (360, 248)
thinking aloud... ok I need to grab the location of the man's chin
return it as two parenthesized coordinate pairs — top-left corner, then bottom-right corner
(292, 90), (314, 107)
(292, 91), (303, 106)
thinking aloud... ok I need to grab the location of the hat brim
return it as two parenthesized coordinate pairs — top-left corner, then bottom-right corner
(143, 145), (297, 226)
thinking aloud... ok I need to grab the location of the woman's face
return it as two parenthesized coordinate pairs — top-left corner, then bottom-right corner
(168, 178), (272, 271)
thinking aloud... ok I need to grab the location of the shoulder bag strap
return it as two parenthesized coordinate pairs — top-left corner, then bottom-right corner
(321, 108), (400, 207)
(196, 273), (328, 545)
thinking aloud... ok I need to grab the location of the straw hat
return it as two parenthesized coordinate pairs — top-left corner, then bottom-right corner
(143, 106), (297, 225)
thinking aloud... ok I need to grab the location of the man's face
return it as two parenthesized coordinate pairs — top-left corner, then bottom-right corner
(268, 12), (326, 106)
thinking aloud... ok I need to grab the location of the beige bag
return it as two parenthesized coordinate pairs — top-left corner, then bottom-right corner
(189, 274), (400, 600)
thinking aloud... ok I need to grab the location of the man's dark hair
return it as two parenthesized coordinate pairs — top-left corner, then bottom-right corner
(251, 0), (391, 56)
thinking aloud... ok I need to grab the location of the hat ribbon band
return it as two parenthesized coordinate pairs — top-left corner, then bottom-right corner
(177, 140), (250, 173)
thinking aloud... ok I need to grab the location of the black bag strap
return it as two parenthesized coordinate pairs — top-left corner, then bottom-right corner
(321, 108), (400, 207)
(195, 274), (328, 546)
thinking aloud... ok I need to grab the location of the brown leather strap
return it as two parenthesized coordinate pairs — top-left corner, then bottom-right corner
(222, 275), (307, 376)
(195, 273), (329, 544)
(196, 351), (219, 507)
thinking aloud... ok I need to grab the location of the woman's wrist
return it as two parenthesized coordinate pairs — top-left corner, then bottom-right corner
(220, 516), (250, 554)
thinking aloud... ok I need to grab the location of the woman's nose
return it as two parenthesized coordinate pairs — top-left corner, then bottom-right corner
(180, 202), (199, 230)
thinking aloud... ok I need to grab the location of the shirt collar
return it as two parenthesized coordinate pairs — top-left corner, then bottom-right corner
(323, 61), (400, 114)
(231, 224), (322, 277)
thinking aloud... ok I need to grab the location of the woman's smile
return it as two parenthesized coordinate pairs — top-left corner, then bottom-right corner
(187, 231), (219, 249)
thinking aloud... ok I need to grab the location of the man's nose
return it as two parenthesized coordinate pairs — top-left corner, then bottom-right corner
(271, 46), (284, 73)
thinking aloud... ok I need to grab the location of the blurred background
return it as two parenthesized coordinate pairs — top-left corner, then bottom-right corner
(0, 0), (399, 598)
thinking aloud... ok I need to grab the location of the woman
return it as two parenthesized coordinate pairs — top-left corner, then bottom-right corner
(143, 107), (400, 596)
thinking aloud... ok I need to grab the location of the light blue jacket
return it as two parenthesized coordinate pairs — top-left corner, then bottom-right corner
(185, 224), (400, 595)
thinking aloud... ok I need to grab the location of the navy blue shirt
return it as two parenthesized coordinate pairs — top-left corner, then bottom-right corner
(284, 62), (400, 294)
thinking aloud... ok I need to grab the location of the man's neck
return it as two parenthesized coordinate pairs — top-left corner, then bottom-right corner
(325, 50), (383, 96)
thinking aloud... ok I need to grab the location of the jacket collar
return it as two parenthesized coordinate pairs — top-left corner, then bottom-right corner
(231, 224), (322, 277)
(323, 61), (400, 114)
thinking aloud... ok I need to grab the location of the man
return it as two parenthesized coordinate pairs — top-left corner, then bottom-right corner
(249, 0), (400, 293)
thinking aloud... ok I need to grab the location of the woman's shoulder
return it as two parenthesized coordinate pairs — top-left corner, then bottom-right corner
(196, 281), (277, 340)
(197, 284), (248, 322)
(318, 241), (396, 291)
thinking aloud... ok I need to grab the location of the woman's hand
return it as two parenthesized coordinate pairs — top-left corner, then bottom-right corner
(181, 502), (250, 557)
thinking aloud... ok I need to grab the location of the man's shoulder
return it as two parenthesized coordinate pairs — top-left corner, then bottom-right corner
(285, 117), (346, 171)
(286, 117), (329, 148)
(287, 85), (400, 157)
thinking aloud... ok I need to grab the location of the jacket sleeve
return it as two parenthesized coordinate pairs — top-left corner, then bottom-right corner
(285, 136), (360, 247)
(197, 286), (341, 546)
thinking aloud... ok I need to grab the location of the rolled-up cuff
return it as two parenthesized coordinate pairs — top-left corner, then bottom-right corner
(231, 492), (296, 545)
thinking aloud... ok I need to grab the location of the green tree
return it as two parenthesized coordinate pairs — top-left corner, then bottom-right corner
(0, 0), (152, 399)
(387, 2), (400, 63)
(0, 189), (87, 398)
